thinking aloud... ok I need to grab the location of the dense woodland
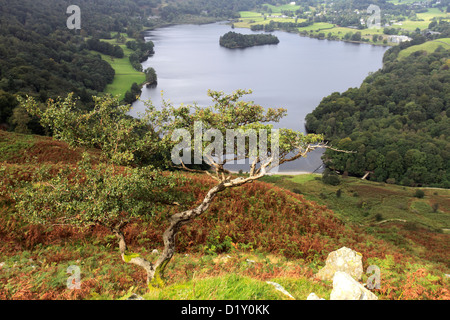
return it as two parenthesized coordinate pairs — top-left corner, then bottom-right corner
(219, 31), (280, 48)
(1, 0), (449, 188)
(0, 0), (159, 132)
(306, 45), (450, 188)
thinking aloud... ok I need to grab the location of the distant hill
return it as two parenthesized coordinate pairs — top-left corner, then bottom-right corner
(306, 42), (450, 188)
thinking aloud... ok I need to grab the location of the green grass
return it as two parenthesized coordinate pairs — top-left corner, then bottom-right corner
(390, 8), (450, 31)
(1, 130), (449, 300)
(397, 38), (450, 60)
(239, 11), (263, 19)
(236, 11), (389, 44)
(260, 174), (450, 231)
(264, 3), (301, 13)
(298, 22), (335, 32)
(143, 273), (332, 300)
(387, 0), (419, 4)
(417, 8), (450, 21)
(0, 131), (36, 162)
(94, 37), (145, 100)
(144, 274), (292, 300)
(236, 6), (449, 46)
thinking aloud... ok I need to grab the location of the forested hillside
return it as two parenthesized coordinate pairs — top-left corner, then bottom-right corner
(306, 43), (450, 188)
(0, 0), (159, 132)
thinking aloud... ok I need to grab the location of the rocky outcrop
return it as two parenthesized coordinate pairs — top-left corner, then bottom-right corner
(307, 293), (325, 300)
(266, 281), (295, 300)
(309, 247), (378, 300)
(330, 272), (378, 300)
(316, 246), (363, 281)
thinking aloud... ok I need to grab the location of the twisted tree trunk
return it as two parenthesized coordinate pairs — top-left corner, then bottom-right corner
(113, 181), (226, 288)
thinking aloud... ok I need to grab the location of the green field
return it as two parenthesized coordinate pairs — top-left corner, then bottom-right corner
(390, 8), (450, 31)
(264, 3), (301, 13)
(298, 22), (335, 32)
(261, 174), (450, 231)
(97, 37), (146, 100)
(236, 6), (449, 46)
(235, 11), (300, 28)
(388, 0), (421, 4)
(236, 11), (390, 44)
(397, 38), (450, 59)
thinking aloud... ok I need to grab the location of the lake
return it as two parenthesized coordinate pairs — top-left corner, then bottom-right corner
(131, 23), (389, 173)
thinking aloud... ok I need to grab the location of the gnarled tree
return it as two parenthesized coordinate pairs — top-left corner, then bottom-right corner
(9, 90), (348, 289)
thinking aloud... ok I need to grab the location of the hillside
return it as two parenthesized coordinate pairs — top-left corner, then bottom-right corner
(398, 38), (450, 60)
(0, 130), (449, 300)
(305, 43), (450, 188)
(233, 3), (450, 45)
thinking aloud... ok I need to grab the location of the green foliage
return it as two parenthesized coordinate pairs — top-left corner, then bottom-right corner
(306, 46), (450, 187)
(219, 31), (280, 48)
(1, 154), (177, 229)
(86, 39), (124, 58)
(145, 89), (324, 167)
(0, 90), (18, 124)
(19, 93), (166, 166)
(123, 252), (141, 263)
(322, 169), (341, 186)
(414, 189), (425, 199)
(145, 67), (158, 85)
(144, 274), (294, 300)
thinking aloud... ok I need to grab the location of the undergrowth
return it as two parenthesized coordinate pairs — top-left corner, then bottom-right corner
(0, 131), (449, 300)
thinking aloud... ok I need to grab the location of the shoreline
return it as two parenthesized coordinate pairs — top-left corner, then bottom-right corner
(143, 18), (393, 48)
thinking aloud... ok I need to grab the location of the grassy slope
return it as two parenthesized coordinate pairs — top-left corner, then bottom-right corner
(261, 174), (450, 231)
(95, 37), (146, 100)
(398, 38), (450, 59)
(0, 131), (449, 300)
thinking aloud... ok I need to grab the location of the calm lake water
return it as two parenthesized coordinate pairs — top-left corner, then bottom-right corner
(132, 23), (389, 172)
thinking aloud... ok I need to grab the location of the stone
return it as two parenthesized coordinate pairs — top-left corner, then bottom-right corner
(306, 293), (325, 300)
(330, 272), (378, 300)
(316, 247), (363, 281)
(127, 293), (144, 300)
(266, 281), (295, 300)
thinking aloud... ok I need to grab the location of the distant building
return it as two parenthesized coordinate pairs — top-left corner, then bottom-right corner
(423, 29), (442, 36)
(388, 35), (412, 43)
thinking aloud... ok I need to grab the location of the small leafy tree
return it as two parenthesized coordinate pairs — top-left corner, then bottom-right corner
(19, 93), (167, 166)
(322, 168), (341, 186)
(144, 67), (158, 85)
(8, 90), (349, 288)
(6, 154), (177, 230)
(414, 189), (425, 199)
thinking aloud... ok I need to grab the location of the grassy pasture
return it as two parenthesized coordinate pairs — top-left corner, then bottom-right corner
(397, 38), (450, 59)
(89, 36), (146, 100)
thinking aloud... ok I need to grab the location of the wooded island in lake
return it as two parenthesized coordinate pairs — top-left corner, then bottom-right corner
(219, 31), (280, 49)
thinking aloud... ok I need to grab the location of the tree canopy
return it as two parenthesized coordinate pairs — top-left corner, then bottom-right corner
(9, 89), (331, 288)
(220, 31), (280, 49)
(306, 46), (450, 187)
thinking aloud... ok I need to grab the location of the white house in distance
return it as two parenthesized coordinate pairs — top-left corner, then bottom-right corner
(388, 35), (412, 43)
